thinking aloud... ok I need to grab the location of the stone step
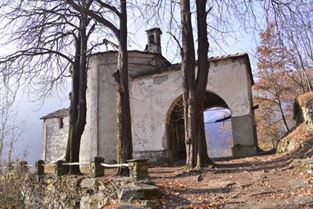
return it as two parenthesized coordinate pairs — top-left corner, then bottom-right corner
(118, 182), (162, 203)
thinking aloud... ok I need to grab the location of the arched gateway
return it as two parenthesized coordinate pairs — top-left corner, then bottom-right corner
(166, 92), (232, 163)
(130, 53), (257, 162)
(41, 28), (257, 163)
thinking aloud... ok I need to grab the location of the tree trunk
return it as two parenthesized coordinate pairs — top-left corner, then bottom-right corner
(195, 0), (211, 167)
(0, 124), (3, 165)
(115, 0), (133, 176)
(278, 98), (290, 132)
(180, 0), (197, 168)
(180, 0), (212, 168)
(197, 104), (213, 166)
(65, 13), (88, 175)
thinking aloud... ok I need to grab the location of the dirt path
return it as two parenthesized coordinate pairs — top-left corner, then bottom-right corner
(149, 154), (313, 209)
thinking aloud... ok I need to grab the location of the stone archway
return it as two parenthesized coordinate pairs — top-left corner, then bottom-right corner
(166, 91), (233, 163)
(128, 53), (257, 162)
(166, 95), (185, 164)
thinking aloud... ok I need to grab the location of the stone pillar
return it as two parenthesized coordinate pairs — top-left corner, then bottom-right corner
(56, 160), (67, 176)
(231, 112), (258, 158)
(8, 162), (14, 171)
(19, 161), (28, 172)
(94, 157), (104, 177)
(128, 159), (149, 181)
(36, 160), (45, 182)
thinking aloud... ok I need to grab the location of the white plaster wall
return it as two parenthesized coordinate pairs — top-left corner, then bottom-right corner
(41, 122), (47, 161)
(81, 56), (99, 162)
(206, 59), (251, 117)
(97, 62), (117, 161)
(44, 117), (69, 162)
(86, 52), (169, 162)
(130, 72), (182, 152)
(130, 57), (252, 153)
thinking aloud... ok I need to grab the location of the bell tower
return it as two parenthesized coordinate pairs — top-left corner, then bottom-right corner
(145, 28), (162, 54)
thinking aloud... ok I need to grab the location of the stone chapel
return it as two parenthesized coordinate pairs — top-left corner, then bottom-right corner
(41, 28), (258, 163)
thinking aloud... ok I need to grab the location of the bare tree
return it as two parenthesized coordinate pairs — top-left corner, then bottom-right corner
(65, 0), (133, 176)
(0, 0), (105, 174)
(0, 89), (12, 165)
(0, 83), (25, 167)
(180, 0), (212, 168)
(65, 0), (94, 175)
(260, 0), (313, 92)
(254, 22), (313, 150)
(114, 0), (133, 176)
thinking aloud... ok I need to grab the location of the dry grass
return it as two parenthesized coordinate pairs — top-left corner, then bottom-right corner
(0, 170), (25, 209)
(283, 123), (313, 143)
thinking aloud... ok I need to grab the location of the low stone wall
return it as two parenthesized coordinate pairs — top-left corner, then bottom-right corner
(21, 160), (162, 209)
(21, 174), (123, 209)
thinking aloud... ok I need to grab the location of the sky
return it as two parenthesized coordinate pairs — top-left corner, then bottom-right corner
(13, 88), (69, 163)
(0, 3), (264, 164)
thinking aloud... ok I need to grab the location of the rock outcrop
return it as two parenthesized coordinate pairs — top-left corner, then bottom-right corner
(277, 92), (313, 154)
(294, 92), (313, 127)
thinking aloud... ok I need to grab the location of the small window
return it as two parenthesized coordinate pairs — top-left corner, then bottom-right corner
(59, 117), (64, 129)
(149, 34), (155, 44)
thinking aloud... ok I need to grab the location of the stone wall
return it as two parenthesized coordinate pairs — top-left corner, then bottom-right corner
(21, 174), (122, 209)
(21, 172), (162, 209)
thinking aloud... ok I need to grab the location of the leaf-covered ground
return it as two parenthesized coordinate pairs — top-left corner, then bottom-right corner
(149, 153), (313, 209)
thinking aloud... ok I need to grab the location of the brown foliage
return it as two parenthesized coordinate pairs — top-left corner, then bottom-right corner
(297, 92), (313, 108)
(254, 23), (311, 150)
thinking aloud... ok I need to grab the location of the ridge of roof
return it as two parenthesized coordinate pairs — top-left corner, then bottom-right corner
(90, 50), (171, 66)
(40, 108), (69, 120)
(131, 52), (254, 84)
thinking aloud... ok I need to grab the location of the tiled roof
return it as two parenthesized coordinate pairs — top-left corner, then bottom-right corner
(40, 108), (69, 119)
(131, 52), (254, 84)
(208, 52), (249, 61)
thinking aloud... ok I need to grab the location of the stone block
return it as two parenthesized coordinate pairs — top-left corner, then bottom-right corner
(44, 163), (56, 174)
(118, 182), (162, 202)
(56, 160), (68, 176)
(36, 160), (45, 182)
(36, 160), (45, 175)
(94, 157), (104, 177)
(128, 159), (149, 181)
(19, 161), (28, 172)
(232, 144), (257, 158)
